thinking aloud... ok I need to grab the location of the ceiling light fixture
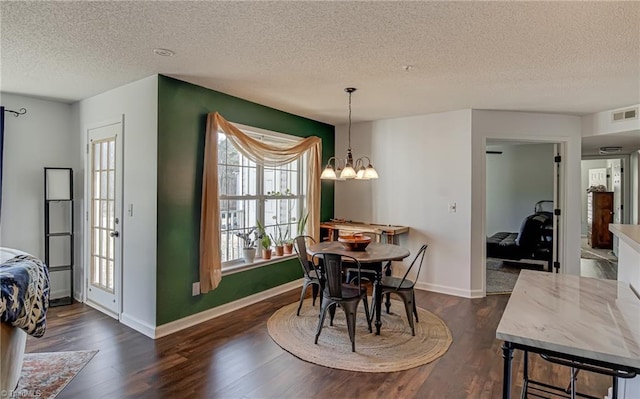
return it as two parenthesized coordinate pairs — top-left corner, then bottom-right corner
(321, 88), (378, 181)
(153, 48), (175, 57)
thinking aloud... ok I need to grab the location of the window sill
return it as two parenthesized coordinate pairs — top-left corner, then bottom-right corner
(222, 254), (298, 276)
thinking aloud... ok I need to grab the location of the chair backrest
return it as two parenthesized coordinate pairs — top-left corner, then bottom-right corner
(312, 252), (361, 299)
(396, 244), (428, 290)
(516, 213), (550, 251)
(293, 235), (316, 277)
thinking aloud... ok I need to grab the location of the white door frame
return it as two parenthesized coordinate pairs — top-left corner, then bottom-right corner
(582, 155), (631, 224)
(83, 116), (124, 319)
(481, 138), (568, 296)
(582, 154), (631, 257)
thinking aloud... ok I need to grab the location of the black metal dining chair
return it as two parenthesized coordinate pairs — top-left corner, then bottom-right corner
(311, 252), (372, 352)
(372, 244), (428, 336)
(293, 235), (321, 316)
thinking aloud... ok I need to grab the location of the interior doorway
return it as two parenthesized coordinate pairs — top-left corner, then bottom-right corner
(485, 141), (560, 294)
(579, 156), (628, 280)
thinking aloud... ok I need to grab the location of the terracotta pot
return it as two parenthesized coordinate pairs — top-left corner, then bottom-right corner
(283, 243), (293, 254)
(274, 245), (284, 256)
(262, 248), (272, 260)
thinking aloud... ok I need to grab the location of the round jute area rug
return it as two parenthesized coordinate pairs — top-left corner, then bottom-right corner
(267, 299), (452, 373)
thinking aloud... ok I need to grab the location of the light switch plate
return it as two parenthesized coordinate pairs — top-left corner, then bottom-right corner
(192, 282), (200, 296)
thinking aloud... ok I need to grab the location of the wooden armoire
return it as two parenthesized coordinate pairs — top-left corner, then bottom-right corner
(587, 191), (614, 249)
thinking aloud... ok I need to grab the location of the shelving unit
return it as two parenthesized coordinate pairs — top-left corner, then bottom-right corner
(44, 167), (74, 306)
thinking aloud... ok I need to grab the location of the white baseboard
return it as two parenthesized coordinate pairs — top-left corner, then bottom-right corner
(121, 313), (155, 339)
(50, 289), (70, 299)
(85, 299), (119, 320)
(415, 281), (476, 298)
(154, 278), (303, 339)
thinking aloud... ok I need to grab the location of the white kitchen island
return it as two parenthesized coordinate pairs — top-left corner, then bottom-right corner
(496, 270), (640, 399)
(609, 224), (640, 293)
(609, 224), (640, 397)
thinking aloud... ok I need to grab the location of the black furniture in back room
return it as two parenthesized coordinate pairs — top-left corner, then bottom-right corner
(486, 201), (553, 271)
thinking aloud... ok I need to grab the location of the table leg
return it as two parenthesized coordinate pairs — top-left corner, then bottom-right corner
(375, 266), (383, 335)
(522, 351), (528, 399)
(502, 341), (514, 399)
(384, 261), (392, 314)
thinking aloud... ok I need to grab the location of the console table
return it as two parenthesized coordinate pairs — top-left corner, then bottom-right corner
(320, 221), (409, 244)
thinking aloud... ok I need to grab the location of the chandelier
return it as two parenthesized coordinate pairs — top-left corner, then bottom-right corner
(320, 88), (379, 180)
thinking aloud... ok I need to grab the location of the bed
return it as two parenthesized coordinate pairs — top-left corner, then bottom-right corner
(0, 247), (50, 394)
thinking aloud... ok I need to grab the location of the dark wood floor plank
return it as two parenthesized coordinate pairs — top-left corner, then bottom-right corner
(25, 287), (612, 398)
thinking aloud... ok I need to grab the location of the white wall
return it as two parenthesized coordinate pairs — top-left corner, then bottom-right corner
(582, 104), (640, 138)
(486, 143), (555, 235)
(632, 151), (640, 224)
(472, 110), (583, 293)
(73, 75), (158, 334)
(336, 110), (474, 297)
(333, 121), (374, 221)
(336, 109), (582, 298)
(0, 93), (79, 299)
(580, 159), (608, 235)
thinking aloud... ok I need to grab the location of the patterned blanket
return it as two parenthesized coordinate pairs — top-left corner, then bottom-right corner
(0, 254), (50, 337)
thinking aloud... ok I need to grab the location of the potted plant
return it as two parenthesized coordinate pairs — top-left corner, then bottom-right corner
(256, 219), (267, 258)
(271, 224), (291, 256)
(283, 238), (294, 255)
(261, 234), (272, 260)
(297, 211), (309, 236)
(235, 228), (256, 263)
(271, 232), (284, 256)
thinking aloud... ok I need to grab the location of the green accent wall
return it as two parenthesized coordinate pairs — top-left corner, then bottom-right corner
(156, 75), (335, 325)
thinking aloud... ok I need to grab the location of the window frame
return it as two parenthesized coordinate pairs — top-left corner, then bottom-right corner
(219, 123), (307, 273)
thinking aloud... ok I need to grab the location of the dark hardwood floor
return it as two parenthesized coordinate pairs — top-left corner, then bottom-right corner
(28, 289), (612, 398)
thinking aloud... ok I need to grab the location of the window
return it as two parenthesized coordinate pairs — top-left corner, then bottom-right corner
(218, 126), (307, 267)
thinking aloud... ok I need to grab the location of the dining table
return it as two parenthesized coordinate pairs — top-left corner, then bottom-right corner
(307, 241), (411, 335)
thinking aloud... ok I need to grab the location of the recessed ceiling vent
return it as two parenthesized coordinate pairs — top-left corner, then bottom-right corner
(612, 107), (638, 122)
(599, 146), (622, 155)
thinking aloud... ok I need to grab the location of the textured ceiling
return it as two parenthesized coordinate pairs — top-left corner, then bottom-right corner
(1, 1), (639, 127)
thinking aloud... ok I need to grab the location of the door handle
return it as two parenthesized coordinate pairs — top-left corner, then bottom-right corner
(110, 231), (120, 238)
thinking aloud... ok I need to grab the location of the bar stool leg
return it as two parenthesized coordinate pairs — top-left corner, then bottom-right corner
(502, 342), (513, 399)
(564, 368), (580, 398)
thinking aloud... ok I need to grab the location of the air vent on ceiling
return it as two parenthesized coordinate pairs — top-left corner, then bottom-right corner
(599, 146), (623, 155)
(612, 107), (638, 122)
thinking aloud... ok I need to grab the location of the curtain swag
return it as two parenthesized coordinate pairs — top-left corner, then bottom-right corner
(199, 112), (322, 293)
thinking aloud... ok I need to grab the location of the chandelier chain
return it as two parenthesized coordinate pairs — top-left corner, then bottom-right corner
(348, 90), (352, 150)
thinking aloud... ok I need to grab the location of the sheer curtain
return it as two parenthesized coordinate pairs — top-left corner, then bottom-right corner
(200, 112), (322, 293)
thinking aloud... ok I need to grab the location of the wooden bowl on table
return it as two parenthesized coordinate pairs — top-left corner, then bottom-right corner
(337, 234), (372, 251)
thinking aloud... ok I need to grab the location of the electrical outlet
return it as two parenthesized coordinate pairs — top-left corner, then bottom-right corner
(192, 282), (200, 296)
(448, 202), (457, 213)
